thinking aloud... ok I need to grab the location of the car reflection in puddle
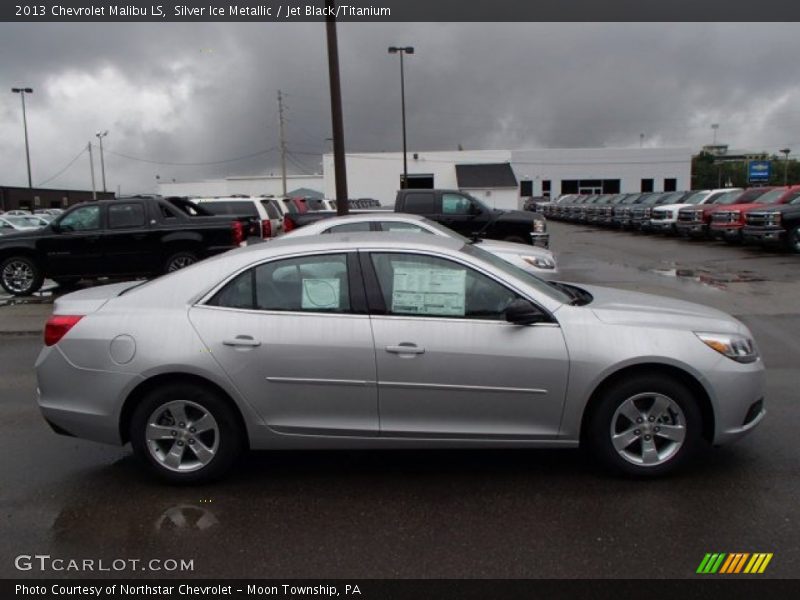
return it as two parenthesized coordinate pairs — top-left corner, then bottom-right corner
(646, 265), (766, 289)
(155, 504), (219, 533)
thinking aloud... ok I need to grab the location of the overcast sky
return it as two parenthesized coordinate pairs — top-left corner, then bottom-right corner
(1, 22), (799, 194)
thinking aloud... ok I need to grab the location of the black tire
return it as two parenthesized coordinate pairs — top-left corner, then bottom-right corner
(129, 382), (244, 484)
(785, 225), (800, 254)
(583, 374), (703, 477)
(503, 235), (528, 244)
(0, 255), (44, 296)
(163, 250), (198, 274)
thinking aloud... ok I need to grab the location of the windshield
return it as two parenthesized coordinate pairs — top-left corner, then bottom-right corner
(681, 192), (708, 205)
(752, 189), (788, 205)
(788, 193), (800, 205)
(716, 190), (745, 205)
(461, 243), (572, 305)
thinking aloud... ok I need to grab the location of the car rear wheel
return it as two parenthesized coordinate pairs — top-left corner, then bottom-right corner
(130, 382), (244, 484)
(0, 255), (44, 296)
(584, 374), (703, 476)
(163, 250), (198, 273)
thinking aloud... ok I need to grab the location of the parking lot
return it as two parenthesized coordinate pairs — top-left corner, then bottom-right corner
(0, 220), (798, 579)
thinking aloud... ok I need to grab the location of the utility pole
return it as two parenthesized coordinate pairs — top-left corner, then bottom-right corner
(95, 130), (108, 192)
(11, 87), (34, 188)
(780, 148), (791, 186)
(325, 2), (349, 214)
(277, 90), (288, 197)
(88, 142), (97, 199)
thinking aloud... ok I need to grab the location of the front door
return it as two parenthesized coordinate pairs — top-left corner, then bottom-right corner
(189, 252), (378, 435)
(436, 192), (484, 237)
(41, 205), (105, 277)
(364, 251), (569, 439)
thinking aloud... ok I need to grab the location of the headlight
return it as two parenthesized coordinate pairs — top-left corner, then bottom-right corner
(695, 332), (758, 363)
(533, 219), (546, 233)
(521, 255), (555, 270)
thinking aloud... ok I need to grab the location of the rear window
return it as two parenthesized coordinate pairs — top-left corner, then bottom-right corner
(201, 201), (258, 217)
(261, 200), (280, 220)
(402, 193), (436, 215)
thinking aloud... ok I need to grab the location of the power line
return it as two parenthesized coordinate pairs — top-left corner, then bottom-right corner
(101, 146), (277, 167)
(36, 145), (88, 187)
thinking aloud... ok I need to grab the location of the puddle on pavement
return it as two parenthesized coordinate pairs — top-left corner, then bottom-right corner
(645, 266), (766, 289)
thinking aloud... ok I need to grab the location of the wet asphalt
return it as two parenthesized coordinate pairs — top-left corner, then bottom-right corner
(0, 222), (798, 579)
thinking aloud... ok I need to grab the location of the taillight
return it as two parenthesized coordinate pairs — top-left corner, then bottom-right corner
(261, 219), (272, 238)
(231, 221), (244, 245)
(283, 215), (295, 233)
(44, 315), (83, 347)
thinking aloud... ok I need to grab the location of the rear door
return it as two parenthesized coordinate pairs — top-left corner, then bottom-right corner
(188, 251), (379, 435)
(103, 201), (157, 275)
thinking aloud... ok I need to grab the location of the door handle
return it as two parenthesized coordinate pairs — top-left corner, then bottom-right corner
(223, 335), (261, 348)
(385, 343), (425, 355)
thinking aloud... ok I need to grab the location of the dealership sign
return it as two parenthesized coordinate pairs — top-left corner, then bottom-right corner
(748, 160), (771, 182)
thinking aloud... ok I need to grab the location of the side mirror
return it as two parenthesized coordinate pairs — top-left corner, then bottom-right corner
(49, 222), (60, 233)
(469, 202), (482, 216)
(505, 299), (548, 325)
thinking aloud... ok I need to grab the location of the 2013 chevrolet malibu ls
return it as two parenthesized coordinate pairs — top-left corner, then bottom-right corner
(35, 233), (765, 483)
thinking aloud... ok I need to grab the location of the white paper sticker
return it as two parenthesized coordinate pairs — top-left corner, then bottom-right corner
(302, 278), (341, 309)
(391, 263), (466, 316)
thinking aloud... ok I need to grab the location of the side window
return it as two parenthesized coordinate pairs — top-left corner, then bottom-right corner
(369, 253), (520, 320)
(441, 193), (473, 215)
(208, 254), (351, 313)
(402, 193), (436, 215)
(378, 221), (431, 234)
(323, 222), (372, 234)
(261, 201), (280, 220)
(57, 206), (100, 231)
(108, 203), (146, 229)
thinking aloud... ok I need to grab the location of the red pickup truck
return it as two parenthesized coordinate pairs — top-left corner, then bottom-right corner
(709, 186), (800, 243)
(677, 188), (765, 239)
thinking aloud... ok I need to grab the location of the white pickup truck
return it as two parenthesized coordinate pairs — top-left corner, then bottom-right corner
(650, 188), (741, 234)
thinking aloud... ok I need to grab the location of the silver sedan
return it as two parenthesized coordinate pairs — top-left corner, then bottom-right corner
(282, 212), (558, 276)
(35, 233), (765, 483)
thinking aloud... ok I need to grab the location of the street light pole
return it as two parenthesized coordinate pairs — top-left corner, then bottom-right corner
(711, 123), (719, 146)
(11, 87), (34, 188)
(388, 46), (414, 189)
(87, 142), (97, 200)
(95, 130), (108, 193)
(780, 148), (791, 186)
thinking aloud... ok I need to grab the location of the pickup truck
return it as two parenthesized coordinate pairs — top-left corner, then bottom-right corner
(282, 190), (548, 247)
(0, 196), (248, 296)
(742, 194), (800, 252)
(393, 189), (548, 246)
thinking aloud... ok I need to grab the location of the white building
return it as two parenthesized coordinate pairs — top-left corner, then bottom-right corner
(324, 147), (692, 210)
(158, 147), (692, 211)
(157, 174), (323, 198)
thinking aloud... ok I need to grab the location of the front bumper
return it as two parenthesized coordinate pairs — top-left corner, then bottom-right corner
(650, 220), (676, 233)
(706, 357), (767, 445)
(710, 225), (744, 240)
(742, 227), (785, 244)
(676, 222), (708, 237)
(530, 232), (550, 248)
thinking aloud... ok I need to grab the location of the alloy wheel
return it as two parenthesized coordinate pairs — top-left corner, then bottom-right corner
(610, 392), (687, 467)
(2, 260), (35, 294)
(145, 400), (219, 472)
(167, 255), (196, 272)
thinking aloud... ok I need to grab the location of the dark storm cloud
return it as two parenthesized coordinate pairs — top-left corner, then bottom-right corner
(2, 22), (800, 192)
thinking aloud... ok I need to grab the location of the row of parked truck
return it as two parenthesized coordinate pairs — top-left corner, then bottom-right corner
(539, 187), (800, 253)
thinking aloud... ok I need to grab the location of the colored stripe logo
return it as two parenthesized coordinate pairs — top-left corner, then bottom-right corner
(697, 553), (773, 574)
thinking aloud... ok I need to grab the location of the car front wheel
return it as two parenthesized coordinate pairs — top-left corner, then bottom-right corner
(0, 255), (44, 296)
(786, 226), (800, 254)
(130, 382), (244, 484)
(584, 374), (703, 476)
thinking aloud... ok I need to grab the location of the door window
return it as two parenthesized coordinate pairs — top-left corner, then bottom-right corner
(402, 193), (436, 215)
(108, 203), (146, 229)
(378, 221), (432, 234)
(57, 206), (100, 231)
(322, 222), (372, 234)
(441, 193), (473, 215)
(207, 254), (351, 313)
(369, 253), (520, 320)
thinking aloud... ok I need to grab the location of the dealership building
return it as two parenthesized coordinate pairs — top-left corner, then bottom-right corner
(158, 147), (692, 211)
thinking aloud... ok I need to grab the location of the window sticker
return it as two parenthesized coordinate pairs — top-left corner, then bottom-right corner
(391, 262), (466, 316)
(302, 278), (341, 309)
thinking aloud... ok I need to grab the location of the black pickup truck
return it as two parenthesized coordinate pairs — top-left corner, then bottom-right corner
(0, 196), (249, 296)
(742, 194), (800, 252)
(283, 190), (548, 246)
(394, 189), (548, 246)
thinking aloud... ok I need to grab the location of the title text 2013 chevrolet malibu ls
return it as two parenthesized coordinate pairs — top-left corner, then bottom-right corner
(35, 233), (765, 483)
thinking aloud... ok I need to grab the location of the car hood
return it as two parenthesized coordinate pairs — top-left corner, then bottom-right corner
(579, 284), (742, 334)
(710, 203), (769, 213)
(0, 228), (41, 241)
(477, 239), (552, 258)
(652, 203), (693, 213)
